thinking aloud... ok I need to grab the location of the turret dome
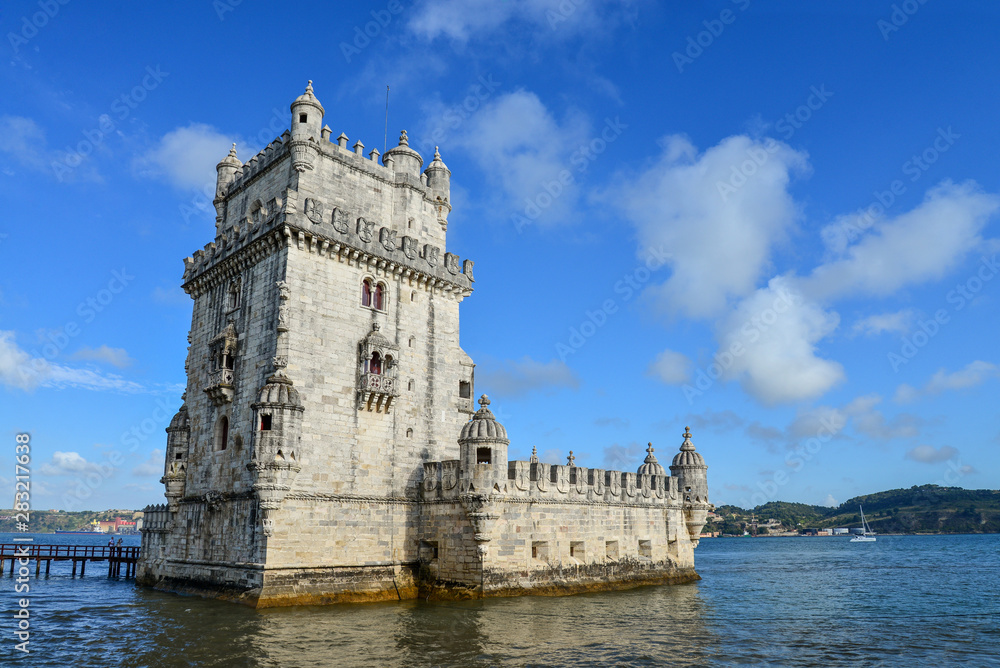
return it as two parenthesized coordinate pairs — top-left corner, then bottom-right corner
(217, 143), (242, 169)
(671, 426), (705, 468)
(255, 373), (302, 407)
(425, 146), (449, 173)
(382, 130), (423, 174)
(637, 442), (666, 476)
(167, 405), (190, 432)
(459, 395), (509, 444)
(291, 80), (325, 116)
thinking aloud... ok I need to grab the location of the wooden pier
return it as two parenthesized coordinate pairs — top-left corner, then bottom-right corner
(0, 544), (140, 579)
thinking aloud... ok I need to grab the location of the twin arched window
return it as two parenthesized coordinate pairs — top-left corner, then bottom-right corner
(366, 351), (393, 375)
(361, 278), (386, 311)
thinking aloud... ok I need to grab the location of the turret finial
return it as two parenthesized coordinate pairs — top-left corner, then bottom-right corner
(229, 143), (237, 156)
(399, 130), (409, 146)
(530, 445), (538, 463)
(567, 451), (575, 467)
(306, 80), (314, 93)
(478, 394), (490, 408)
(434, 146), (441, 159)
(681, 427), (695, 452)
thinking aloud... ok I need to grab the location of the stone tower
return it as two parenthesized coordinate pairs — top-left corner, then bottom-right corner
(139, 81), (708, 606)
(139, 81), (476, 605)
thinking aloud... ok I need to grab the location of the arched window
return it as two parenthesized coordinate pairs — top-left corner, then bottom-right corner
(370, 352), (382, 375)
(384, 354), (393, 372)
(216, 415), (229, 451)
(374, 282), (385, 311)
(227, 281), (240, 310)
(361, 279), (373, 307)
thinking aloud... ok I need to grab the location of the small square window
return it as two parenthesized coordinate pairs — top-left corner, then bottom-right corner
(459, 381), (471, 398)
(420, 540), (438, 561)
(476, 447), (491, 464)
(175, 452), (183, 460)
(531, 541), (548, 561)
(299, 113), (308, 123)
(260, 415), (272, 431)
(570, 541), (584, 560)
(606, 540), (619, 560)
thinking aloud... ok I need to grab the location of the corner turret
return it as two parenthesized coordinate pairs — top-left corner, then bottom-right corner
(458, 395), (509, 493)
(424, 146), (452, 229)
(214, 144), (242, 229)
(669, 426), (711, 545)
(290, 79), (324, 141)
(289, 80), (324, 172)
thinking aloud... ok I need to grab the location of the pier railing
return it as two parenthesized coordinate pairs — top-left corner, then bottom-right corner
(0, 544), (141, 579)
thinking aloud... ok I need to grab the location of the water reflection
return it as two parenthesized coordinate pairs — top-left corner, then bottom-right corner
(22, 534), (1000, 667)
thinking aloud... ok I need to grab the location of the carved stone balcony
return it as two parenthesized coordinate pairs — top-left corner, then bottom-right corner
(204, 368), (235, 406)
(358, 372), (398, 413)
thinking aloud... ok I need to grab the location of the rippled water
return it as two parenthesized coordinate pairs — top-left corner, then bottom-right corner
(4, 533), (999, 667)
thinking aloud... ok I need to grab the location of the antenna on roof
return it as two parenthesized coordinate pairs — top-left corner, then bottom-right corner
(383, 85), (389, 156)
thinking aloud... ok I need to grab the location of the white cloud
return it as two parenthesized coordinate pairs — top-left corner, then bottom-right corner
(620, 135), (808, 319)
(647, 349), (691, 385)
(132, 450), (163, 477)
(851, 310), (913, 337)
(40, 451), (113, 476)
(452, 90), (590, 226)
(133, 123), (240, 190)
(408, 0), (620, 42)
(716, 278), (844, 405)
(0, 115), (100, 182)
(906, 444), (959, 464)
(895, 360), (999, 402)
(477, 355), (580, 398)
(822, 494), (838, 507)
(803, 181), (1000, 301)
(71, 345), (134, 369)
(0, 331), (145, 393)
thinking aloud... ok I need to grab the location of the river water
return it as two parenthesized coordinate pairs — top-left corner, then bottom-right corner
(3, 532), (998, 667)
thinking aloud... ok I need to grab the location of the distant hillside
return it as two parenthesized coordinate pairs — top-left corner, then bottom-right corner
(716, 485), (1000, 534)
(0, 509), (141, 534)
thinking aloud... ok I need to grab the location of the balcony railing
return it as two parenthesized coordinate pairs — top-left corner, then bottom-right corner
(358, 372), (398, 413)
(204, 368), (235, 406)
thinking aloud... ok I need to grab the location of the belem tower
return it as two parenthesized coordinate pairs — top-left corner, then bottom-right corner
(138, 82), (712, 607)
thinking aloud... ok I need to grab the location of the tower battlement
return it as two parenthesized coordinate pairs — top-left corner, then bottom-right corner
(139, 81), (709, 607)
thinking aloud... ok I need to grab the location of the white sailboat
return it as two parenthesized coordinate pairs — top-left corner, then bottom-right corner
(850, 505), (876, 542)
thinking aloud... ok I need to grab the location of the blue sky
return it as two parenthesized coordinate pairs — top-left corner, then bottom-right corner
(2, 1), (999, 511)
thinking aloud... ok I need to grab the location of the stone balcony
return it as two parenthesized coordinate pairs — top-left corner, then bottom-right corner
(357, 372), (398, 413)
(204, 368), (235, 406)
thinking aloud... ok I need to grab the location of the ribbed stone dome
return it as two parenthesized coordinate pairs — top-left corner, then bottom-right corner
(383, 130), (423, 168)
(255, 374), (302, 407)
(291, 80), (325, 115)
(459, 395), (509, 444)
(362, 322), (395, 350)
(425, 146), (449, 173)
(637, 442), (666, 476)
(167, 405), (189, 432)
(217, 143), (242, 169)
(671, 427), (706, 468)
